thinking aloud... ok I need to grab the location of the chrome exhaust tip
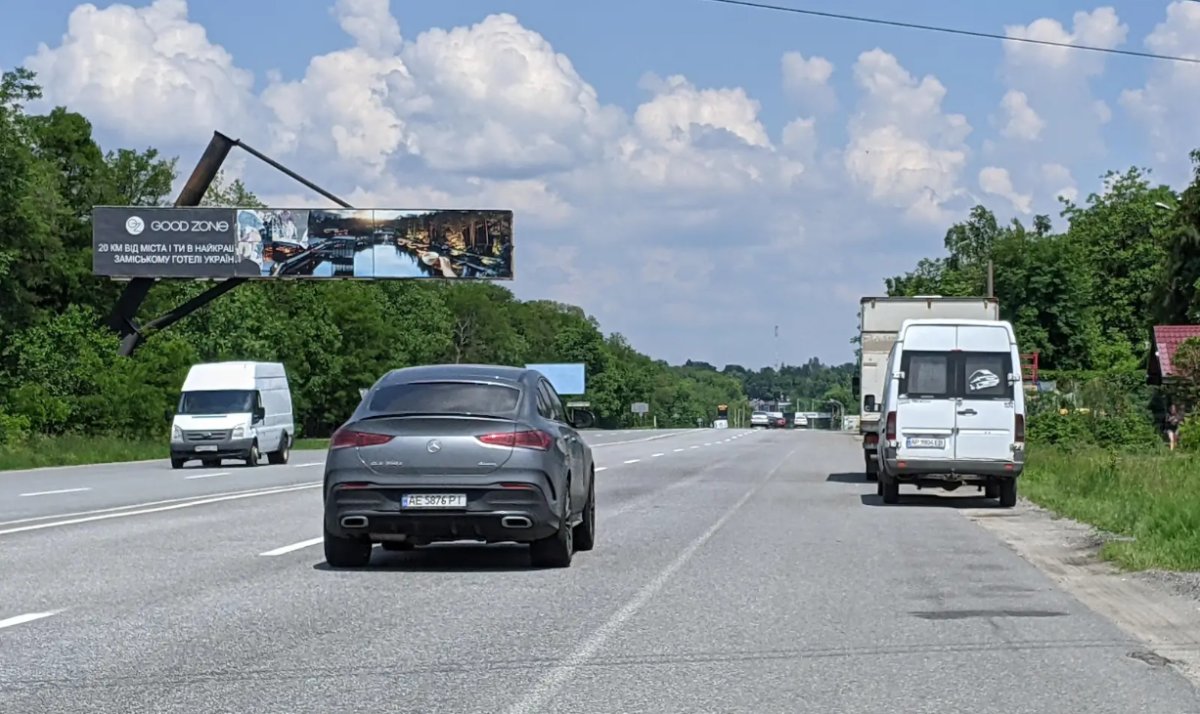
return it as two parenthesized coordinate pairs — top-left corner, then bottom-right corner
(501, 516), (532, 529)
(340, 515), (368, 528)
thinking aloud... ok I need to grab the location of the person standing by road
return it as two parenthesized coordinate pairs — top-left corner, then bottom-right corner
(1166, 403), (1182, 451)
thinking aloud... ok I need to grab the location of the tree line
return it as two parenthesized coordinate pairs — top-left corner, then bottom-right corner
(0, 67), (853, 444)
(886, 148), (1200, 449)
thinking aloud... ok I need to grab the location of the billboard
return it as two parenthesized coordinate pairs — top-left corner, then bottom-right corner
(526, 363), (586, 395)
(93, 206), (514, 280)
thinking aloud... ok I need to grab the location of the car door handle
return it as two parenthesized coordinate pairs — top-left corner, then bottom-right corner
(957, 409), (977, 416)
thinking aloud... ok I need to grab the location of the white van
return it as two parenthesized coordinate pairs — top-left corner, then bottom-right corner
(170, 361), (295, 469)
(874, 318), (1025, 507)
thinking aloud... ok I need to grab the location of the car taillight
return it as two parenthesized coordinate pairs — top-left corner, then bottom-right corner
(477, 430), (553, 450)
(864, 433), (879, 446)
(1014, 414), (1025, 443)
(885, 411), (897, 441)
(330, 428), (395, 449)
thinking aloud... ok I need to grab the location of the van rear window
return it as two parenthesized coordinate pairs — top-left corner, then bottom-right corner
(963, 352), (1013, 400)
(899, 352), (952, 398)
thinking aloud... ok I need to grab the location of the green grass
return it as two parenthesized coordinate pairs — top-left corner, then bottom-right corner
(0, 434), (168, 471)
(1023, 446), (1200, 571)
(0, 434), (332, 471)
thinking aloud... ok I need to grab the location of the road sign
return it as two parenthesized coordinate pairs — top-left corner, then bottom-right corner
(631, 402), (649, 414)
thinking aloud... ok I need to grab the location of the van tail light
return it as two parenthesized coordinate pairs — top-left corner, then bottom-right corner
(478, 430), (553, 451)
(330, 428), (394, 449)
(1014, 414), (1026, 444)
(885, 411), (897, 442)
(864, 433), (879, 447)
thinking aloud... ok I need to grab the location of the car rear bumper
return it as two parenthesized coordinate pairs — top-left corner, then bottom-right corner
(324, 480), (560, 543)
(171, 438), (254, 460)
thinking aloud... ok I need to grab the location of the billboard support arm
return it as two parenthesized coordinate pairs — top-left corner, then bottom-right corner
(109, 131), (352, 356)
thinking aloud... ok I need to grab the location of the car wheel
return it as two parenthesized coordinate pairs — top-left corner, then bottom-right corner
(573, 474), (596, 552)
(882, 475), (900, 505)
(998, 478), (1017, 508)
(268, 434), (291, 465)
(530, 485), (574, 568)
(246, 442), (260, 467)
(324, 525), (372, 568)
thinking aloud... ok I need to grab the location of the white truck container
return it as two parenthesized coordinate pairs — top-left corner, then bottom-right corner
(855, 296), (1000, 480)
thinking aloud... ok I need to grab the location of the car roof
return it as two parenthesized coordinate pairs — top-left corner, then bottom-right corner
(379, 364), (531, 386)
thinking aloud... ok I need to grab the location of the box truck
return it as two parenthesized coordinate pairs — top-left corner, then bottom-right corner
(854, 296), (1000, 480)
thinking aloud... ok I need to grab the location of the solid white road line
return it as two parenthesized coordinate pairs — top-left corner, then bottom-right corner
(184, 471), (230, 480)
(0, 483), (320, 537)
(260, 537), (324, 557)
(505, 449), (787, 714)
(293, 462), (323, 468)
(623, 459), (640, 464)
(0, 610), (64, 631)
(18, 488), (91, 498)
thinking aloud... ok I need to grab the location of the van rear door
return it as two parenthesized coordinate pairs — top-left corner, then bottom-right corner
(895, 325), (957, 463)
(954, 326), (1016, 462)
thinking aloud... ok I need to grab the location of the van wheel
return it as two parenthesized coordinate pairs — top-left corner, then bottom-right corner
(998, 478), (1018, 508)
(985, 482), (1000, 499)
(171, 457), (185, 470)
(882, 475), (900, 505)
(268, 434), (291, 465)
(246, 442), (260, 467)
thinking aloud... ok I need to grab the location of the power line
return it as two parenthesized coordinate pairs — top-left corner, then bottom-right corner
(699, 0), (1200, 65)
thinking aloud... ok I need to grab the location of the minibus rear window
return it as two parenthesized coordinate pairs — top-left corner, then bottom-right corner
(962, 352), (1014, 400)
(899, 352), (952, 398)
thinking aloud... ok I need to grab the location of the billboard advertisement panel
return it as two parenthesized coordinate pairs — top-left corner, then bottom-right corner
(526, 363), (586, 396)
(93, 206), (514, 280)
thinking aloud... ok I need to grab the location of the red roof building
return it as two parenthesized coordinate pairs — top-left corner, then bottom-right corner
(1148, 325), (1200, 384)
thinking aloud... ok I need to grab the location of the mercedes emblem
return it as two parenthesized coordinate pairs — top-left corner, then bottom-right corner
(426, 439), (442, 453)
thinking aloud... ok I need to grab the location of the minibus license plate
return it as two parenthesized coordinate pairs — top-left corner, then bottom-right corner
(194, 445), (218, 452)
(907, 437), (945, 449)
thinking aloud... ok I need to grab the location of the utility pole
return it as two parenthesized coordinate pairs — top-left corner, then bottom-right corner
(987, 260), (994, 298)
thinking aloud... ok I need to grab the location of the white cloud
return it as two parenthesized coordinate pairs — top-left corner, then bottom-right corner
(1119, 1), (1200, 171)
(781, 51), (837, 113)
(979, 166), (1033, 214)
(843, 49), (972, 224)
(998, 90), (1044, 141)
(24, 0), (257, 142)
(1041, 162), (1079, 204)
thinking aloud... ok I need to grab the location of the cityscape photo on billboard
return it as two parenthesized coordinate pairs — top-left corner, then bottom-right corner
(93, 207), (515, 280)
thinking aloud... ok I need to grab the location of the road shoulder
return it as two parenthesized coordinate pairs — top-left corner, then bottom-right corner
(963, 499), (1200, 685)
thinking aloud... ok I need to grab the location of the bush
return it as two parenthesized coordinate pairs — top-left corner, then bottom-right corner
(1179, 417), (1200, 452)
(1027, 408), (1161, 452)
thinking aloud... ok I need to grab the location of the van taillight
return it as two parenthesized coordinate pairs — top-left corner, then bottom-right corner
(1015, 414), (1025, 443)
(885, 411), (897, 441)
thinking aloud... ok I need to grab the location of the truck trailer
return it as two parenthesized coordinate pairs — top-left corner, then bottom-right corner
(854, 296), (1001, 480)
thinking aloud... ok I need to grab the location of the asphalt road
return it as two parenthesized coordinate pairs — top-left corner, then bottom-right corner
(2, 428), (1198, 713)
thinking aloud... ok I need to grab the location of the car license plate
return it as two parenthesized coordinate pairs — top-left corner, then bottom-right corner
(402, 493), (466, 509)
(194, 445), (218, 452)
(906, 437), (946, 449)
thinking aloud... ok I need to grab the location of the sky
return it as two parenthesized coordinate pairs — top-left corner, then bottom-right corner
(2, 0), (1199, 370)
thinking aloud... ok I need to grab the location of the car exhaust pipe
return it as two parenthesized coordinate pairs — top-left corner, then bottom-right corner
(501, 516), (532, 529)
(340, 515), (368, 529)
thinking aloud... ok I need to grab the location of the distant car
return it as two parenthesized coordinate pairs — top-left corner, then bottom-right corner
(767, 411), (787, 429)
(322, 364), (598, 569)
(750, 411), (770, 428)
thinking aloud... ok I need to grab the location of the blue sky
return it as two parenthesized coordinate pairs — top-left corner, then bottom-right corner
(3, 1), (1198, 368)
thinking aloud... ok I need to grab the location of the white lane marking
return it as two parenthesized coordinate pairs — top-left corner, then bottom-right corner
(673, 448), (685, 452)
(704, 442), (713, 446)
(690, 445), (699, 449)
(293, 462), (323, 468)
(0, 483), (320, 537)
(651, 453), (664, 458)
(0, 610), (64, 630)
(18, 488), (91, 498)
(260, 537), (324, 557)
(184, 471), (230, 480)
(623, 459), (640, 464)
(590, 432), (684, 448)
(595, 467), (608, 472)
(505, 457), (777, 714)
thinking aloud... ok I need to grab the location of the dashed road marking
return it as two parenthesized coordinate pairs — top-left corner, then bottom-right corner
(0, 610), (64, 631)
(19, 488), (90, 498)
(260, 537), (324, 557)
(184, 471), (230, 480)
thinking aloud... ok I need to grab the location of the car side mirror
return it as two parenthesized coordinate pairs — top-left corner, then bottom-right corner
(570, 409), (596, 430)
(851, 375), (861, 399)
(253, 406), (266, 422)
(864, 395), (876, 412)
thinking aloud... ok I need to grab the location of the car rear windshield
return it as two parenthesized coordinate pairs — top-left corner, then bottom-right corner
(365, 381), (521, 416)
